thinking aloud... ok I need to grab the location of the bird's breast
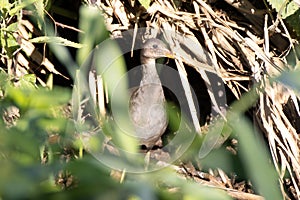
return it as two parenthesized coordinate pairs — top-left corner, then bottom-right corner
(129, 83), (168, 146)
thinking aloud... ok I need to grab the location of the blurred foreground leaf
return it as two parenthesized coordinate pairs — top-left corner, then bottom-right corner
(0, 84), (71, 199)
(30, 36), (84, 48)
(228, 89), (282, 199)
(277, 69), (300, 94)
(77, 6), (109, 66)
(267, 0), (299, 19)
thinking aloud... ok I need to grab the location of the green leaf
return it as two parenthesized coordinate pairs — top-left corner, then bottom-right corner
(43, 0), (52, 11)
(46, 73), (53, 89)
(6, 85), (70, 111)
(33, 0), (45, 29)
(19, 74), (37, 90)
(48, 40), (79, 79)
(9, 0), (38, 16)
(77, 6), (109, 66)
(0, 0), (12, 16)
(286, 9), (300, 38)
(0, 69), (10, 90)
(34, 0), (44, 19)
(6, 21), (18, 32)
(267, 0), (299, 19)
(277, 69), (300, 93)
(0, 0), (10, 8)
(138, 0), (151, 9)
(230, 115), (282, 199)
(30, 36), (84, 48)
(94, 39), (139, 154)
(1, 23), (19, 57)
(224, 88), (282, 199)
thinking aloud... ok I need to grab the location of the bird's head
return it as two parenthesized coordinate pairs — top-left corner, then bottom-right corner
(140, 38), (173, 63)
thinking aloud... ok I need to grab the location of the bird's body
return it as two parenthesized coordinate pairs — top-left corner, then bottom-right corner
(129, 38), (173, 148)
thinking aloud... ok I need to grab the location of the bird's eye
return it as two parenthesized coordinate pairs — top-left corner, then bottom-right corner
(153, 44), (158, 48)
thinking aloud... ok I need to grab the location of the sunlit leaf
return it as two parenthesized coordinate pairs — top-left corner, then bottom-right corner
(277, 69), (300, 93)
(9, 0), (38, 16)
(77, 6), (108, 66)
(46, 73), (53, 89)
(1, 23), (19, 56)
(30, 36), (84, 48)
(95, 39), (139, 154)
(138, 0), (151, 9)
(6, 86), (70, 110)
(34, 0), (45, 21)
(19, 74), (37, 90)
(267, 0), (299, 18)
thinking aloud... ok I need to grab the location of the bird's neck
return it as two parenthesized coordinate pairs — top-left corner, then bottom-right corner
(140, 56), (161, 86)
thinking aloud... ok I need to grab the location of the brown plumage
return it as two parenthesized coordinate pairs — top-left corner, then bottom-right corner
(129, 38), (173, 149)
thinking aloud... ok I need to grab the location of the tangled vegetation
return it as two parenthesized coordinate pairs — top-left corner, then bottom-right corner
(0, 0), (300, 199)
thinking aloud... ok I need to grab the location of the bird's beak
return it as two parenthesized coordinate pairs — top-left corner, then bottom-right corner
(164, 50), (174, 59)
